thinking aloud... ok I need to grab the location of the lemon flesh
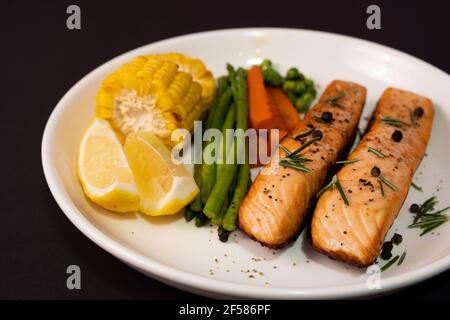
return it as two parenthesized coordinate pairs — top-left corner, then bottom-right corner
(124, 131), (198, 216)
(78, 118), (140, 212)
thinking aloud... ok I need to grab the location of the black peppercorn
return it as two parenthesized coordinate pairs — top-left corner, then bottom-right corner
(414, 107), (424, 118)
(321, 111), (333, 123)
(380, 241), (393, 260)
(409, 203), (420, 213)
(391, 130), (403, 142)
(371, 166), (381, 177)
(391, 233), (403, 245)
(312, 129), (323, 139)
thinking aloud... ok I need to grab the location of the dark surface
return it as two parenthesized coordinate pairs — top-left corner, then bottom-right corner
(1, 0), (449, 299)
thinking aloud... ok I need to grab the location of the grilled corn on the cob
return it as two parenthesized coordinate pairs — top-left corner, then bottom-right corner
(96, 54), (215, 145)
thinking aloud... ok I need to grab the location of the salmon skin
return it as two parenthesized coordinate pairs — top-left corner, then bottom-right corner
(312, 88), (433, 267)
(239, 80), (367, 248)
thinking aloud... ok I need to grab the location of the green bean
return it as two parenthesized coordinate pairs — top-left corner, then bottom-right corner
(200, 87), (233, 204)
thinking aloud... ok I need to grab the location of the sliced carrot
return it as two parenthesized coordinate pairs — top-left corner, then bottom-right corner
(266, 87), (301, 131)
(247, 66), (287, 131)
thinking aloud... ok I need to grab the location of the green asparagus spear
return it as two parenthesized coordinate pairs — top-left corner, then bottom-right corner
(189, 162), (203, 212)
(204, 104), (238, 219)
(205, 76), (229, 130)
(195, 212), (208, 227)
(200, 86), (233, 204)
(222, 67), (250, 231)
(222, 164), (250, 231)
(184, 207), (197, 222)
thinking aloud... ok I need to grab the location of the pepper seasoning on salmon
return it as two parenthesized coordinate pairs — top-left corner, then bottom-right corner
(239, 80), (367, 248)
(311, 88), (433, 267)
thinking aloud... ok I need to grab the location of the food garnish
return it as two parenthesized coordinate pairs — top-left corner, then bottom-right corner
(336, 159), (360, 165)
(292, 126), (316, 140)
(408, 196), (450, 236)
(381, 116), (410, 128)
(325, 92), (346, 109)
(77, 119), (140, 212)
(316, 175), (349, 206)
(380, 255), (400, 272)
(411, 182), (423, 192)
(391, 130), (403, 142)
(368, 146), (386, 158)
(397, 251), (407, 266)
(124, 131), (199, 215)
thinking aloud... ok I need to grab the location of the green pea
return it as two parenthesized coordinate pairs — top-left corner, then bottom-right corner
(293, 81), (306, 95)
(287, 92), (298, 105)
(265, 69), (283, 87)
(282, 80), (296, 92)
(286, 67), (300, 80)
(261, 59), (272, 70)
(295, 93), (314, 113)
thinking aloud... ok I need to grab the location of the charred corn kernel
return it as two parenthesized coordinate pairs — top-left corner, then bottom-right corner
(96, 54), (215, 146)
(156, 53), (215, 106)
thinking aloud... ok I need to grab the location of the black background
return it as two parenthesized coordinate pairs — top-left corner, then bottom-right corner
(1, 0), (449, 299)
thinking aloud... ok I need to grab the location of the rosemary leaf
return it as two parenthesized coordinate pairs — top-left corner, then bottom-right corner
(325, 92), (346, 109)
(379, 175), (397, 191)
(398, 251), (407, 266)
(336, 159), (360, 165)
(368, 146), (386, 158)
(288, 136), (321, 158)
(335, 178), (350, 206)
(379, 179), (385, 197)
(381, 116), (410, 128)
(381, 255), (400, 272)
(411, 182), (423, 192)
(292, 126), (316, 140)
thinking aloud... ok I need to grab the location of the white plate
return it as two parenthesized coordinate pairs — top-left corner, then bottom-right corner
(42, 28), (450, 299)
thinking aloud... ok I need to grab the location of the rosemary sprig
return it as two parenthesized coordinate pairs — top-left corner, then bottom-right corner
(379, 179), (385, 197)
(411, 182), (423, 192)
(292, 126), (316, 140)
(413, 196), (438, 223)
(368, 146), (386, 158)
(313, 115), (331, 125)
(381, 116), (410, 128)
(325, 92), (346, 109)
(350, 128), (362, 153)
(287, 136), (321, 157)
(316, 175), (349, 206)
(408, 197), (449, 236)
(410, 111), (418, 128)
(336, 159), (360, 165)
(278, 137), (319, 172)
(378, 175), (397, 191)
(397, 251), (407, 266)
(381, 255), (400, 272)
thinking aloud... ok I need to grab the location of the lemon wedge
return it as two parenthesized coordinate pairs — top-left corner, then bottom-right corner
(78, 118), (140, 212)
(124, 131), (198, 216)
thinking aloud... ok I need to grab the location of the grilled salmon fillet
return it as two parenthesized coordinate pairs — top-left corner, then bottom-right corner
(239, 80), (367, 247)
(311, 88), (433, 267)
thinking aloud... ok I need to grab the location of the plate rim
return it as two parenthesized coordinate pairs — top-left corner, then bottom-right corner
(41, 27), (450, 299)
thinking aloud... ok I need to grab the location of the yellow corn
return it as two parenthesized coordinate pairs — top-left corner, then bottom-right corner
(95, 54), (215, 145)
